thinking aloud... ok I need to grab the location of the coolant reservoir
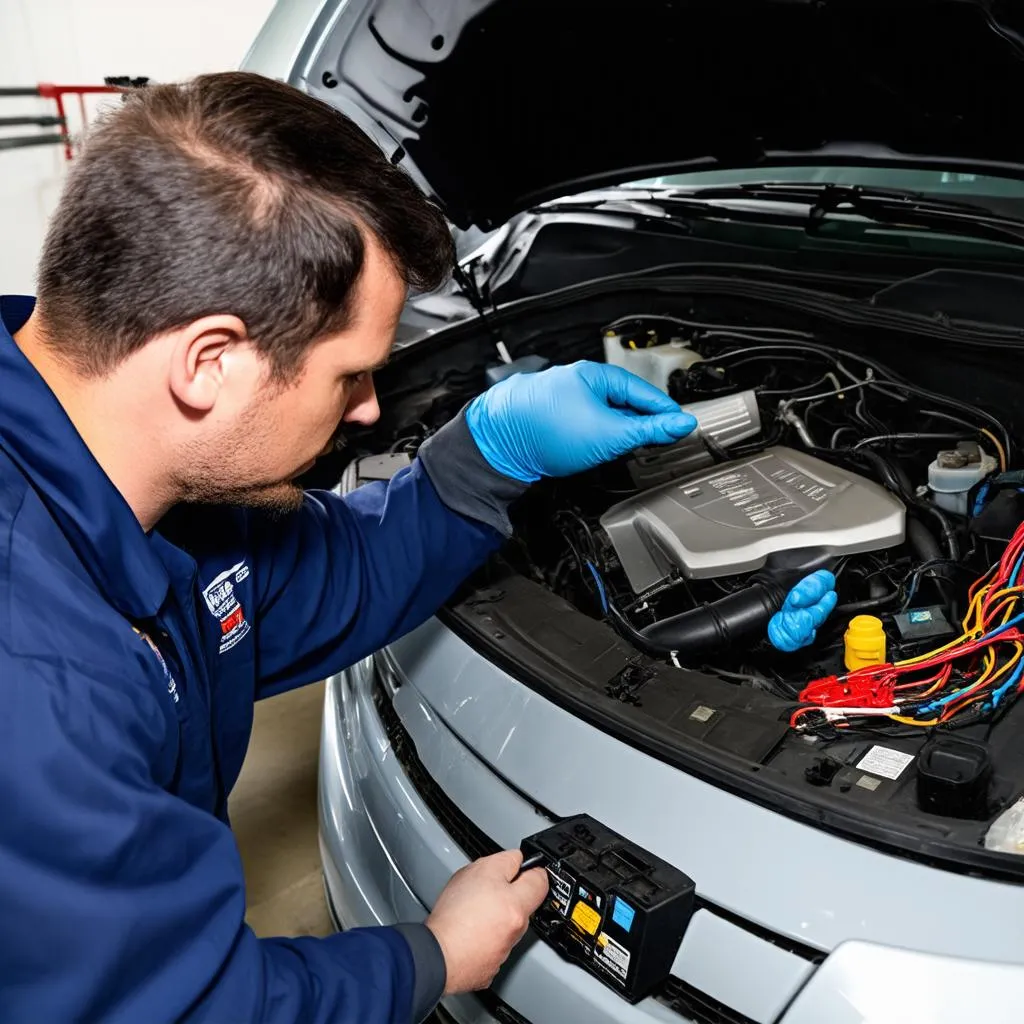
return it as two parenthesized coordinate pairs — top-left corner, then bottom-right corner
(603, 330), (703, 394)
(844, 615), (887, 670)
(928, 441), (997, 515)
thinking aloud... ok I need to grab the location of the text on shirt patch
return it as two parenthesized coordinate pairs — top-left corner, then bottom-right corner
(202, 561), (252, 654)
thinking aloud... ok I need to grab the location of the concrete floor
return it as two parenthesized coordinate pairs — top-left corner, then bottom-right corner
(230, 681), (334, 939)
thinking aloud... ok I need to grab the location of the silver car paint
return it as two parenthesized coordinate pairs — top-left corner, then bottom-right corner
(389, 619), (1024, 965)
(322, 638), (1024, 1023)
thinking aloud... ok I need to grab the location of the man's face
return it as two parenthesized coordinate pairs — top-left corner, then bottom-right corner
(178, 235), (406, 513)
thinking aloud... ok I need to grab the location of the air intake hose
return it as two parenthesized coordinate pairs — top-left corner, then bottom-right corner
(609, 574), (787, 660)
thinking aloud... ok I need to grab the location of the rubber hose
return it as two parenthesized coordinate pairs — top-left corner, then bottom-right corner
(635, 578), (786, 657)
(906, 515), (956, 609)
(835, 590), (900, 615)
(849, 449), (960, 562)
(907, 516), (943, 564)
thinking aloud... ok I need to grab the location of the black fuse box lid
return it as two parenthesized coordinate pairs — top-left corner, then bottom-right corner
(521, 814), (695, 1003)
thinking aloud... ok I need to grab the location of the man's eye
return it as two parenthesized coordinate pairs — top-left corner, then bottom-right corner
(344, 372), (368, 386)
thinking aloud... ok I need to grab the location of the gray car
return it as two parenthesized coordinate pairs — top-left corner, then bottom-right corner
(244, 2), (1024, 1021)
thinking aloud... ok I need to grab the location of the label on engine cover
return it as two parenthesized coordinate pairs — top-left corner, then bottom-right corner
(695, 456), (831, 530)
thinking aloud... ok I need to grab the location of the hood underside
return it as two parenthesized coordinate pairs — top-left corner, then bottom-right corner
(300, 0), (1024, 229)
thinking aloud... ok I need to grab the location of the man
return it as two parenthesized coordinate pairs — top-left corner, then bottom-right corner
(0, 73), (702, 1022)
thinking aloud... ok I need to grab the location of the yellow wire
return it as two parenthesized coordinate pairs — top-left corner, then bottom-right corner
(991, 644), (1023, 684)
(896, 630), (974, 667)
(894, 572), (1022, 670)
(888, 643), (1024, 727)
(980, 428), (1008, 472)
(861, 536), (1021, 724)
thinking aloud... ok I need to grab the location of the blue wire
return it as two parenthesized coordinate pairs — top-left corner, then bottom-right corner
(585, 561), (609, 614)
(990, 658), (1024, 709)
(1011, 551), (1024, 588)
(972, 482), (991, 518)
(920, 686), (979, 715)
(916, 552), (1024, 716)
(985, 610), (1024, 639)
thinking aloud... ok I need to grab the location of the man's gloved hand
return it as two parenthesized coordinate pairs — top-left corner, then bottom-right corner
(768, 570), (838, 652)
(465, 361), (698, 482)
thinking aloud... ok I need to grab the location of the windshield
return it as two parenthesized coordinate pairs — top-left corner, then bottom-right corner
(624, 165), (1024, 207)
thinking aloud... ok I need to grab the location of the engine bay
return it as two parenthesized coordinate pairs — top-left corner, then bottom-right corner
(344, 286), (1024, 872)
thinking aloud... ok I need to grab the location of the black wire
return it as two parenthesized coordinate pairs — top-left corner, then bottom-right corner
(695, 336), (1013, 459)
(603, 314), (814, 339)
(723, 354), (813, 371)
(855, 391), (888, 436)
(851, 432), (973, 450)
(758, 373), (836, 397)
(826, 447), (962, 561)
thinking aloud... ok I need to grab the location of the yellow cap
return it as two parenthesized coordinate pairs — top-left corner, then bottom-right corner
(844, 615), (886, 671)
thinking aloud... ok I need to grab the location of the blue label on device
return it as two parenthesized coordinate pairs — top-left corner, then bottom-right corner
(909, 610), (933, 623)
(612, 897), (635, 932)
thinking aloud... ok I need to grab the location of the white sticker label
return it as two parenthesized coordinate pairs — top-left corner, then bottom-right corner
(595, 932), (631, 981)
(548, 870), (572, 915)
(857, 745), (914, 781)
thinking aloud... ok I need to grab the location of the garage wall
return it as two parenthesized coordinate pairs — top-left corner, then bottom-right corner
(0, 0), (278, 295)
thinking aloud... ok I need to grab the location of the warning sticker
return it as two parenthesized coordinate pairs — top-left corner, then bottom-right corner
(595, 932), (631, 981)
(571, 900), (602, 936)
(857, 745), (914, 781)
(547, 870), (572, 915)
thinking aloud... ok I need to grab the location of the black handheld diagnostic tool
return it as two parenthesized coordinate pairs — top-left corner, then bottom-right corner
(520, 815), (695, 1003)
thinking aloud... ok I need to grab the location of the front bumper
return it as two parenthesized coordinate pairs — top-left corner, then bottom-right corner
(319, 659), (710, 1024)
(320, 652), (1024, 1024)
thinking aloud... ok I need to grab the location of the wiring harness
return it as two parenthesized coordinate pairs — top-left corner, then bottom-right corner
(792, 519), (1024, 732)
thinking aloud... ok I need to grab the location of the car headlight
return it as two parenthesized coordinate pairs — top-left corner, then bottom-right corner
(985, 795), (1024, 854)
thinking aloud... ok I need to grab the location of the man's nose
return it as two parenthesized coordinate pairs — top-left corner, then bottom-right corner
(343, 377), (381, 427)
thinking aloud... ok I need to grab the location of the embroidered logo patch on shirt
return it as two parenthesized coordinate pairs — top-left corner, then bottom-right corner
(133, 628), (180, 704)
(202, 560), (252, 654)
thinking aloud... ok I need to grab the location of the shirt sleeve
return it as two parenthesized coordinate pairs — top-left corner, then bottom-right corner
(249, 412), (528, 698)
(0, 655), (441, 1024)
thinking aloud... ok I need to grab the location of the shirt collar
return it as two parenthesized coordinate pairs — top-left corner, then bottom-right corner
(0, 296), (170, 619)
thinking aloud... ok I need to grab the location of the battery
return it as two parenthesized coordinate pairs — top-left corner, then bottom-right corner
(520, 814), (695, 1003)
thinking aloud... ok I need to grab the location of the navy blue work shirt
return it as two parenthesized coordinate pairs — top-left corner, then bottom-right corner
(0, 296), (523, 1023)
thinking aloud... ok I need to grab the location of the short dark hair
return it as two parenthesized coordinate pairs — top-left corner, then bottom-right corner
(36, 71), (455, 377)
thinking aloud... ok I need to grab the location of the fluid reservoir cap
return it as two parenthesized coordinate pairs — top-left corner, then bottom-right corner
(844, 614), (887, 671)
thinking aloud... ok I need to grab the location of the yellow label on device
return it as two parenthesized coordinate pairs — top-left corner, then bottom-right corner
(571, 900), (601, 935)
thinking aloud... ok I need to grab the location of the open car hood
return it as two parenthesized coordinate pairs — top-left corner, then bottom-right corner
(257, 0), (1024, 230)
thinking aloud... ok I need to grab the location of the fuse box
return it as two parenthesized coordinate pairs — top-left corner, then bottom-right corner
(520, 814), (695, 1003)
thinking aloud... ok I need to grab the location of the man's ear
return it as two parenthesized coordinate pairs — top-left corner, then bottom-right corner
(167, 315), (251, 413)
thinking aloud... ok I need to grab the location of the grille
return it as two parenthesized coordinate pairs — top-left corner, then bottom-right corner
(372, 682), (761, 1024)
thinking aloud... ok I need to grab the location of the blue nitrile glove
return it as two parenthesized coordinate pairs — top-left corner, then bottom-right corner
(768, 570), (838, 652)
(464, 361), (698, 482)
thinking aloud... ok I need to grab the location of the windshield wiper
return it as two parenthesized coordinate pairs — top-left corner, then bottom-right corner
(524, 192), (696, 235)
(658, 182), (1024, 250)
